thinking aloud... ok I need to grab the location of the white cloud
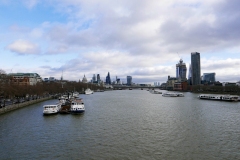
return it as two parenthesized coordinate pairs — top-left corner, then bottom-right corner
(22, 0), (39, 9)
(6, 39), (40, 55)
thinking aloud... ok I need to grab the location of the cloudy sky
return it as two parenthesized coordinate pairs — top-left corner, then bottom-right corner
(1, 0), (240, 84)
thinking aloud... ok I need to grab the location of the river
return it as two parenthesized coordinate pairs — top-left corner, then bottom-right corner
(0, 90), (239, 160)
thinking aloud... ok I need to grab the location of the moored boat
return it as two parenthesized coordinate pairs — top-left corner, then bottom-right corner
(85, 88), (93, 95)
(198, 94), (239, 102)
(73, 92), (79, 98)
(70, 99), (85, 114)
(43, 104), (61, 115)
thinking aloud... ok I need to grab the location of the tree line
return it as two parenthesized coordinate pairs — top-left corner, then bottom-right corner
(0, 74), (104, 99)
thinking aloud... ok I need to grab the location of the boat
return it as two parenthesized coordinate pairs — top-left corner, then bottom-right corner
(162, 92), (184, 97)
(73, 92), (79, 98)
(59, 99), (71, 114)
(198, 94), (239, 102)
(150, 90), (162, 94)
(70, 99), (85, 114)
(43, 104), (61, 115)
(85, 88), (93, 95)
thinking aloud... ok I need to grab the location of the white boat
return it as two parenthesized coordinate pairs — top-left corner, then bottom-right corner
(149, 90), (162, 94)
(73, 92), (79, 98)
(85, 88), (93, 95)
(198, 94), (239, 102)
(43, 104), (61, 115)
(162, 92), (184, 97)
(70, 99), (85, 114)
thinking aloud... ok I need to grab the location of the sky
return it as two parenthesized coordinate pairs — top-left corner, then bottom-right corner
(1, 0), (240, 84)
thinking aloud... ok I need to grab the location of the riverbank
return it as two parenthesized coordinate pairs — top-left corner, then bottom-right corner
(0, 96), (52, 115)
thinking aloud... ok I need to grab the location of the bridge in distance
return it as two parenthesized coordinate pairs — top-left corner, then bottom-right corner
(111, 85), (162, 90)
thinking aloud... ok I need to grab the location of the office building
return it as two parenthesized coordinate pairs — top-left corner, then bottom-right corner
(92, 74), (96, 82)
(106, 72), (111, 84)
(97, 74), (101, 83)
(202, 73), (216, 82)
(127, 76), (132, 86)
(191, 52), (201, 85)
(176, 59), (187, 81)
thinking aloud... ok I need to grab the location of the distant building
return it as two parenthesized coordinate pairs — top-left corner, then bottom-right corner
(106, 72), (111, 84)
(49, 77), (55, 82)
(202, 73), (216, 84)
(116, 76), (121, 84)
(8, 73), (42, 85)
(166, 76), (178, 90)
(92, 74), (96, 82)
(191, 52), (201, 85)
(176, 59), (187, 81)
(188, 64), (192, 85)
(127, 76), (132, 86)
(82, 75), (88, 83)
(97, 74), (101, 83)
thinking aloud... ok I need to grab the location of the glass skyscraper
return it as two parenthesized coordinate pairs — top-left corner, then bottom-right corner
(127, 76), (132, 86)
(106, 72), (111, 84)
(176, 59), (187, 81)
(203, 73), (216, 82)
(191, 52), (201, 85)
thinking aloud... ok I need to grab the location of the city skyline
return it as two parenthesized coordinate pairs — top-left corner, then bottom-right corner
(1, 0), (240, 84)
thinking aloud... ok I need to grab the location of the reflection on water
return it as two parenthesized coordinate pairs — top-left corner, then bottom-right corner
(0, 90), (240, 159)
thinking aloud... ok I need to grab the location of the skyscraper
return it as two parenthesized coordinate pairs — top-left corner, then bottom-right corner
(176, 59), (187, 81)
(191, 52), (201, 85)
(97, 74), (101, 83)
(127, 76), (132, 85)
(106, 72), (111, 84)
(92, 74), (96, 82)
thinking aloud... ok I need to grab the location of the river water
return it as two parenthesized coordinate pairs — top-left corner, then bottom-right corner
(0, 90), (239, 160)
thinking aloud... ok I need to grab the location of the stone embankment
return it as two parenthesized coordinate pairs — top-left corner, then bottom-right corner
(0, 97), (51, 115)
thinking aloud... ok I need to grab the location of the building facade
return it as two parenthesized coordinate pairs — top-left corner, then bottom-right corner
(191, 52), (201, 85)
(97, 74), (101, 83)
(9, 73), (42, 85)
(106, 72), (111, 84)
(176, 59), (187, 81)
(202, 73), (215, 82)
(82, 75), (88, 83)
(127, 76), (132, 86)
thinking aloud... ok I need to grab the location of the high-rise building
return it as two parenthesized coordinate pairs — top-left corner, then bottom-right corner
(106, 72), (111, 84)
(97, 74), (100, 83)
(191, 52), (201, 85)
(127, 76), (132, 85)
(92, 74), (96, 82)
(176, 59), (187, 81)
(202, 73), (216, 82)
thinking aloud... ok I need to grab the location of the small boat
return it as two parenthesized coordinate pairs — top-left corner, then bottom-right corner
(198, 94), (239, 102)
(59, 99), (71, 114)
(70, 99), (85, 114)
(73, 92), (79, 98)
(43, 104), (61, 115)
(150, 90), (162, 94)
(85, 88), (93, 95)
(162, 92), (184, 97)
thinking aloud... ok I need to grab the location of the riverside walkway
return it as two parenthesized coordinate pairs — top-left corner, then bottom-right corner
(0, 97), (51, 115)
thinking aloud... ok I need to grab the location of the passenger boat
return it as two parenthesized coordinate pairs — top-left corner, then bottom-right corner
(43, 104), (61, 115)
(149, 90), (162, 94)
(73, 92), (79, 98)
(59, 99), (71, 114)
(198, 94), (239, 102)
(85, 88), (93, 95)
(162, 92), (184, 97)
(70, 99), (85, 114)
